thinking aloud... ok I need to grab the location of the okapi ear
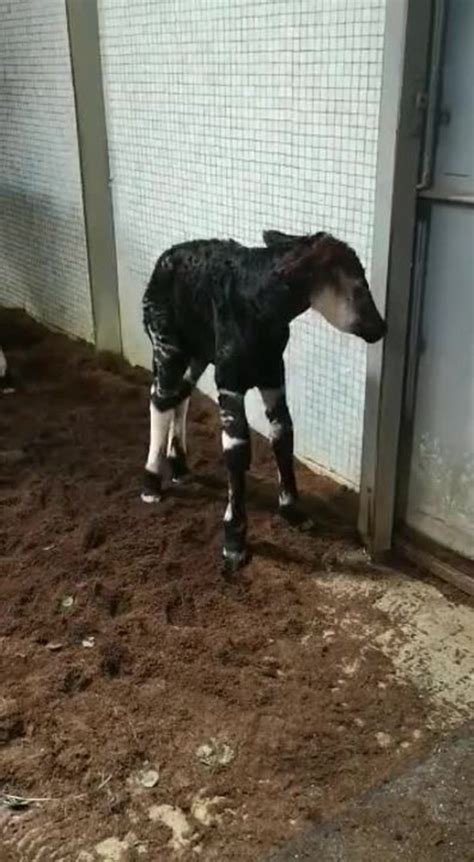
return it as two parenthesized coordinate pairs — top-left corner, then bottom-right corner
(275, 232), (329, 278)
(262, 229), (304, 248)
(275, 243), (318, 279)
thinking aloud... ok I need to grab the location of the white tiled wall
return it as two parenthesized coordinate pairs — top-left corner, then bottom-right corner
(0, 0), (92, 342)
(100, 0), (385, 485)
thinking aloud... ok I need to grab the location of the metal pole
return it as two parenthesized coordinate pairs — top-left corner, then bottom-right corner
(65, 0), (122, 354)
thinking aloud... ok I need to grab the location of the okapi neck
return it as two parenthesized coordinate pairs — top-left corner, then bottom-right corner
(285, 279), (312, 322)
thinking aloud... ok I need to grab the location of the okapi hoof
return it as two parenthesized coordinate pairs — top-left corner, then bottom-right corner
(279, 502), (314, 532)
(169, 454), (191, 485)
(0, 371), (16, 395)
(221, 547), (250, 577)
(140, 469), (162, 503)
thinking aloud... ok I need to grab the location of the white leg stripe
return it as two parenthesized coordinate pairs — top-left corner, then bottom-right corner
(269, 419), (284, 441)
(279, 491), (294, 507)
(222, 431), (246, 451)
(146, 403), (173, 474)
(0, 347), (6, 378)
(141, 492), (161, 504)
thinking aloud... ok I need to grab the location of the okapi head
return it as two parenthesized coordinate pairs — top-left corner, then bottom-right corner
(264, 229), (386, 344)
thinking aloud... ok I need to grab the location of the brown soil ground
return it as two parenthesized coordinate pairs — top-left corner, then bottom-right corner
(0, 310), (461, 861)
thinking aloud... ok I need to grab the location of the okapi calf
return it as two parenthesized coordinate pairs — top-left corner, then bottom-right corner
(141, 230), (386, 571)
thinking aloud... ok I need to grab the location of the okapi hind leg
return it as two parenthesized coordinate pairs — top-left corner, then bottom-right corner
(218, 389), (251, 573)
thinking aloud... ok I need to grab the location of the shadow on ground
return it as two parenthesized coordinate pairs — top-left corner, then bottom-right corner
(267, 722), (474, 861)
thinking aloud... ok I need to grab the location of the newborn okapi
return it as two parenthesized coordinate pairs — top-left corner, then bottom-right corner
(141, 230), (386, 571)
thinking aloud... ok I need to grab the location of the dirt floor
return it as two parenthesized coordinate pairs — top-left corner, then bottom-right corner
(270, 722), (474, 862)
(1, 310), (473, 862)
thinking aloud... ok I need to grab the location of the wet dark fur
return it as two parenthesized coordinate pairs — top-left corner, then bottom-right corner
(143, 231), (380, 393)
(142, 230), (385, 570)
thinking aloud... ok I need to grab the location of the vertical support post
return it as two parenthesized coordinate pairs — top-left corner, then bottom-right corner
(358, 0), (433, 555)
(66, 0), (122, 354)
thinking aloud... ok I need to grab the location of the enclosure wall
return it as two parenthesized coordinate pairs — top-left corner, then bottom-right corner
(0, 0), (93, 342)
(99, 0), (385, 486)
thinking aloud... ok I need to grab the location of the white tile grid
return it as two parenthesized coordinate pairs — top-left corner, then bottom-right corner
(99, 0), (385, 485)
(0, 0), (92, 342)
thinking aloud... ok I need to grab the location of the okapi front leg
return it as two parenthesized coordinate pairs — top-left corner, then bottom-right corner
(260, 387), (313, 529)
(219, 390), (251, 571)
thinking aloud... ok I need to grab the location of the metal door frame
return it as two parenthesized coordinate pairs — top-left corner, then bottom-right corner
(358, 0), (436, 556)
(396, 0), (474, 544)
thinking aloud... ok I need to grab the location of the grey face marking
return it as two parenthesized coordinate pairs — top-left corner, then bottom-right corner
(311, 279), (358, 334)
(311, 270), (386, 343)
